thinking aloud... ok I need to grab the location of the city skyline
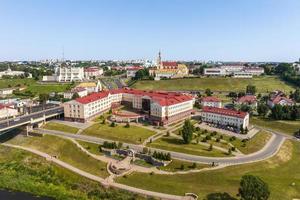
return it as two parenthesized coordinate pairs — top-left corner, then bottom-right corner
(0, 0), (300, 62)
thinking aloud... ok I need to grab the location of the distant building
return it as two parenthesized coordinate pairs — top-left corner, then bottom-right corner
(64, 87), (88, 99)
(204, 65), (264, 78)
(201, 106), (249, 130)
(84, 67), (103, 79)
(43, 66), (84, 82)
(267, 90), (294, 108)
(126, 66), (143, 78)
(0, 104), (18, 119)
(149, 51), (189, 80)
(201, 96), (222, 108)
(0, 88), (14, 97)
(0, 67), (32, 78)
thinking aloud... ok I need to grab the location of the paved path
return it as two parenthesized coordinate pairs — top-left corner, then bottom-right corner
(1, 143), (194, 200)
(35, 128), (285, 165)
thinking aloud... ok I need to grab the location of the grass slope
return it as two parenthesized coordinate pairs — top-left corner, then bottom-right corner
(118, 140), (300, 200)
(0, 145), (144, 200)
(251, 117), (300, 136)
(7, 135), (109, 178)
(132, 76), (294, 93)
(82, 123), (156, 144)
(43, 122), (79, 134)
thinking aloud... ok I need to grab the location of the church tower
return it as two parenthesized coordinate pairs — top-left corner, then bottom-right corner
(156, 50), (162, 69)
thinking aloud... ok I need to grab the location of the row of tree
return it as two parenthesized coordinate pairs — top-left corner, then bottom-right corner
(270, 104), (300, 120)
(152, 151), (171, 161)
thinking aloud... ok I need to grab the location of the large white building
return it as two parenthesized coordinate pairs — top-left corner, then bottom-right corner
(0, 67), (32, 78)
(84, 67), (103, 79)
(64, 88), (194, 125)
(201, 106), (249, 129)
(43, 67), (84, 82)
(204, 65), (264, 78)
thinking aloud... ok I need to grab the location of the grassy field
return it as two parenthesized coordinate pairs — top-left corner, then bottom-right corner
(77, 140), (103, 156)
(148, 136), (230, 157)
(42, 122), (79, 134)
(132, 76), (295, 93)
(251, 117), (300, 136)
(118, 140), (300, 200)
(82, 123), (156, 144)
(0, 145), (144, 200)
(0, 78), (71, 95)
(158, 159), (209, 172)
(7, 135), (109, 178)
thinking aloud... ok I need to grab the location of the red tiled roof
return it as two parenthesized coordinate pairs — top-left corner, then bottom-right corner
(0, 104), (14, 110)
(84, 67), (100, 72)
(272, 96), (294, 104)
(202, 106), (248, 118)
(162, 61), (177, 67)
(126, 66), (143, 71)
(76, 91), (109, 104)
(71, 87), (87, 93)
(202, 96), (221, 103)
(237, 95), (257, 104)
(76, 88), (193, 106)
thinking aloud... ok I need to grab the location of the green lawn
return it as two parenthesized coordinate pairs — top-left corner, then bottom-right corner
(77, 140), (103, 156)
(118, 140), (300, 200)
(148, 136), (230, 157)
(82, 123), (156, 144)
(0, 145), (144, 200)
(43, 122), (79, 134)
(229, 131), (272, 154)
(251, 117), (300, 136)
(0, 78), (71, 95)
(7, 135), (109, 178)
(132, 76), (295, 93)
(158, 159), (209, 172)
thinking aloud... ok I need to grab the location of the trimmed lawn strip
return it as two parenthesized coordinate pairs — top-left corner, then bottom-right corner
(77, 140), (103, 156)
(7, 135), (109, 178)
(118, 140), (299, 200)
(82, 123), (156, 144)
(148, 136), (230, 157)
(158, 159), (209, 172)
(43, 122), (79, 134)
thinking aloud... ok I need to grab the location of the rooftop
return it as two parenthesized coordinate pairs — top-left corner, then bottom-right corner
(202, 96), (221, 103)
(202, 106), (248, 118)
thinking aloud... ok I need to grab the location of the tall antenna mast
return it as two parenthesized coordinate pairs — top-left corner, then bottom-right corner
(62, 46), (65, 62)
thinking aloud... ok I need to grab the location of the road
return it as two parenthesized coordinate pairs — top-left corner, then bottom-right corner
(35, 128), (285, 165)
(0, 106), (64, 131)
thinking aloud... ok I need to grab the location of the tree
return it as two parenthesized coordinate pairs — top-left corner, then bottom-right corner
(134, 68), (149, 80)
(125, 122), (130, 128)
(257, 103), (269, 116)
(246, 85), (256, 95)
(39, 93), (49, 104)
(206, 192), (237, 200)
(182, 119), (194, 144)
(239, 175), (270, 200)
(72, 92), (80, 99)
(205, 88), (213, 96)
(291, 88), (300, 103)
(208, 144), (213, 151)
(270, 104), (284, 120)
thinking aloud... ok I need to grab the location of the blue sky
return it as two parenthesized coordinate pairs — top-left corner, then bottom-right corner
(0, 0), (300, 62)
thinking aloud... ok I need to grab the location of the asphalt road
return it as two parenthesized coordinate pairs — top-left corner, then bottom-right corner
(0, 106), (64, 131)
(36, 128), (285, 165)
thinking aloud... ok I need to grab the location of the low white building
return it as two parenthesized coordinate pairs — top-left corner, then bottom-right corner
(267, 91), (294, 108)
(0, 104), (18, 119)
(201, 106), (249, 129)
(0, 88), (14, 97)
(84, 67), (103, 79)
(201, 96), (222, 108)
(64, 87), (88, 99)
(126, 66), (143, 78)
(204, 65), (264, 78)
(0, 67), (32, 78)
(75, 80), (102, 94)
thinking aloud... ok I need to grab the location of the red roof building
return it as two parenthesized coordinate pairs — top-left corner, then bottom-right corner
(202, 106), (248, 118)
(236, 95), (257, 106)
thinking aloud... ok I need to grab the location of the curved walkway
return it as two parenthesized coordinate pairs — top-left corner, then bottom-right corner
(35, 127), (285, 165)
(1, 143), (194, 200)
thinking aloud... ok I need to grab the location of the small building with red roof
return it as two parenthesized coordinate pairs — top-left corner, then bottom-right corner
(201, 96), (222, 108)
(84, 67), (103, 79)
(267, 90), (294, 108)
(64, 88), (194, 125)
(201, 106), (249, 129)
(0, 104), (18, 119)
(126, 66), (144, 78)
(236, 95), (257, 108)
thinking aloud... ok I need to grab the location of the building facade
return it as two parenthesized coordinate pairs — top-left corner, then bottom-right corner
(204, 65), (264, 78)
(64, 88), (194, 125)
(201, 106), (249, 130)
(84, 67), (103, 79)
(43, 67), (85, 82)
(201, 96), (222, 108)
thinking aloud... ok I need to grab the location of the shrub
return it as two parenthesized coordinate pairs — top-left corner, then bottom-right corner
(125, 122), (130, 128)
(205, 135), (211, 140)
(110, 122), (116, 127)
(195, 127), (200, 131)
(216, 138), (220, 142)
